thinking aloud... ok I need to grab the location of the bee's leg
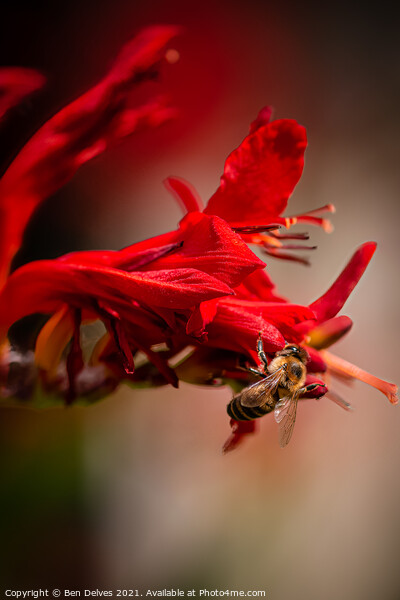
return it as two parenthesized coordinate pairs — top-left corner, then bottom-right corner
(237, 356), (265, 378)
(298, 383), (321, 394)
(247, 366), (265, 378)
(257, 332), (268, 368)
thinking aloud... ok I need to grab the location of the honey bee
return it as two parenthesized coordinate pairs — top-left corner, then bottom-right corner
(227, 333), (321, 447)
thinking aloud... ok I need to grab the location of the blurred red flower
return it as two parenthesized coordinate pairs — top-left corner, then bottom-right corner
(0, 26), (179, 287)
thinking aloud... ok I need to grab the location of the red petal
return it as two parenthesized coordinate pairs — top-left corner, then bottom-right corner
(164, 176), (204, 213)
(0, 68), (45, 121)
(205, 300), (286, 359)
(60, 240), (182, 271)
(204, 119), (307, 227)
(62, 213), (264, 291)
(249, 106), (273, 133)
(116, 267), (233, 309)
(200, 297), (315, 362)
(307, 315), (353, 350)
(309, 242), (377, 323)
(234, 269), (287, 302)
(214, 297), (315, 342)
(304, 347), (327, 373)
(116, 230), (179, 258)
(140, 212), (266, 288)
(186, 298), (219, 337)
(0, 261), (233, 338)
(301, 375), (327, 398)
(222, 419), (257, 454)
(95, 303), (135, 376)
(0, 26), (178, 286)
(92, 318), (178, 387)
(130, 334), (178, 388)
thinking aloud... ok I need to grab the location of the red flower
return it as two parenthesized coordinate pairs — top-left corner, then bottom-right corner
(0, 209), (265, 397)
(0, 24), (396, 454)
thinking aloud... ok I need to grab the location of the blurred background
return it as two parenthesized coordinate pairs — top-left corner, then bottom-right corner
(1, 1), (399, 598)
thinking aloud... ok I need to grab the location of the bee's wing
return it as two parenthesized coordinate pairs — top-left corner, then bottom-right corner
(274, 390), (300, 448)
(240, 366), (286, 408)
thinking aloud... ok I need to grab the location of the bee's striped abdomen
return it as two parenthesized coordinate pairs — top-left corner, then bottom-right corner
(227, 395), (274, 421)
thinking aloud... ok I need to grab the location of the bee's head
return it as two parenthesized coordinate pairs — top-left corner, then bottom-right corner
(276, 344), (309, 364)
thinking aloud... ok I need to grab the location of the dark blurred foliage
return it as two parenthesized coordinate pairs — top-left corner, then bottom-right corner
(0, 409), (94, 588)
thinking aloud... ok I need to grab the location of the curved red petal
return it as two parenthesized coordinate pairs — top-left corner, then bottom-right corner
(309, 242), (377, 323)
(95, 303), (135, 376)
(62, 213), (264, 291)
(301, 375), (327, 398)
(142, 212), (265, 288)
(305, 346), (328, 373)
(307, 315), (353, 350)
(0, 26), (178, 286)
(205, 301), (286, 359)
(186, 298), (219, 337)
(215, 297), (315, 340)
(222, 419), (257, 454)
(60, 239), (182, 271)
(249, 105), (273, 133)
(201, 296), (315, 360)
(204, 119), (307, 227)
(234, 268), (287, 302)
(0, 261), (233, 338)
(164, 176), (204, 213)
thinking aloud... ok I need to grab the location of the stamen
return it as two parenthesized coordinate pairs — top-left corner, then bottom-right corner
(268, 231), (310, 240)
(263, 247), (311, 266)
(233, 224), (281, 233)
(295, 216), (334, 233)
(261, 235), (282, 248)
(295, 204), (336, 218)
(121, 241), (184, 271)
(321, 350), (398, 404)
(284, 217), (298, 228)
(284, 205), (336, 233)
(273, 244), (317, 251)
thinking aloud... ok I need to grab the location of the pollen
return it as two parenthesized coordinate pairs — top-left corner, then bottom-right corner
(321, 219), (334, 233)
(285, 217), (298, 228)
